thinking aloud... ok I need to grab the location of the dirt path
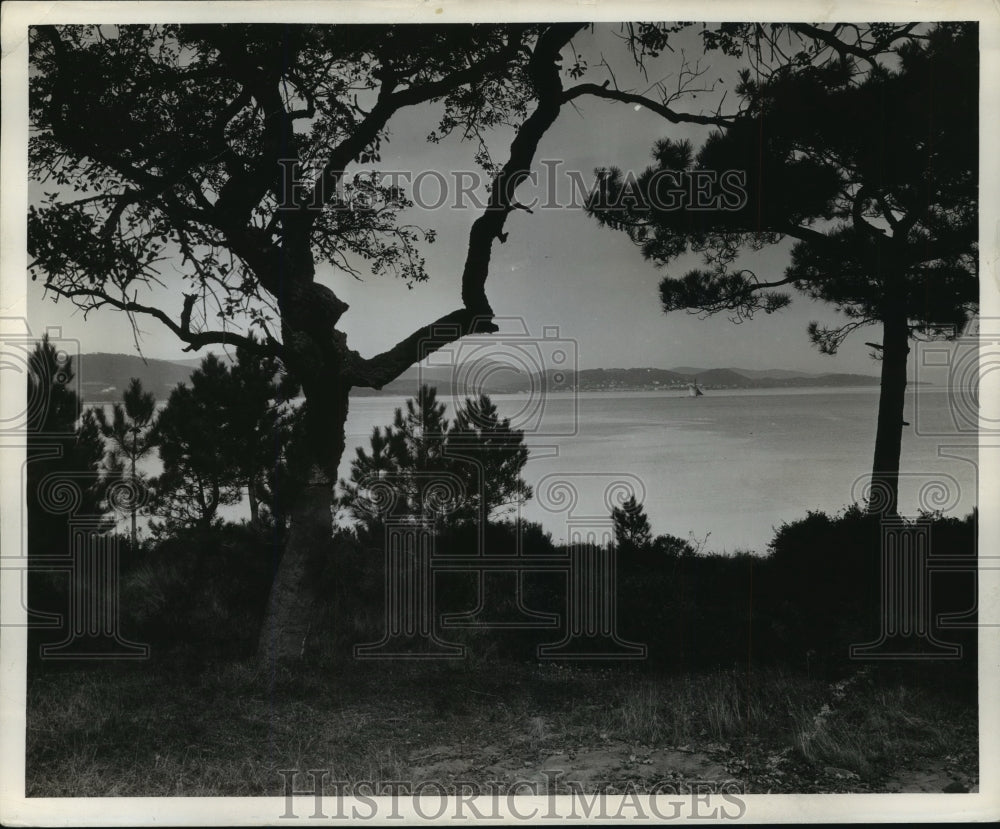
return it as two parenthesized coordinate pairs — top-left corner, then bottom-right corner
(408, 740), (733, 793)
(404, 737), (979, 794)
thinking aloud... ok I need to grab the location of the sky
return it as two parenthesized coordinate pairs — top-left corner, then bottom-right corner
(26, 24), (900, 374)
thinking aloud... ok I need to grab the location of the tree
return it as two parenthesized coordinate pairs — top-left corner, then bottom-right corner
(340, 385), (454, 530)
(25, 336), (112, 650)
(26, 336), (111, 543)
(447, 394), (532, 523)
(225, 346), (300, 527)
(612, 495), (653, 552)
(96, 377), (157, 548)
(27, 23), (762, 661)
(588, 23), (977, 516)
(341, 388), (533, 531)
(151, 355), (242, 533)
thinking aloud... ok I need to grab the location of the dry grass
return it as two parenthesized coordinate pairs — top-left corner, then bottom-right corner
(792, 679), (958, 778)
(566, 667), (824, 748)
(25, 659), (974, 796)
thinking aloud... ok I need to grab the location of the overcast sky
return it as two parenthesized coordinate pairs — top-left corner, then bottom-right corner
(27, 24), (903, 374)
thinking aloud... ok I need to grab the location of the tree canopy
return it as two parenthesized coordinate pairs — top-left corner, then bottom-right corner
(588, 22), (978, 514)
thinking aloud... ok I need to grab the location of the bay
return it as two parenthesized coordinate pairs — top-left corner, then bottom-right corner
(343, 386), (977, 554)
(93, 384), (976, 553)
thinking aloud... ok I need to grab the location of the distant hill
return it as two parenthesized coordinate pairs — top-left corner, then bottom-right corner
(720, 367), (817, 380)
(354, 363), (887, 395)
(672, 366), (829, 381)
(688, 368), (749, 387)
(167, 353), (236, 369)
(76, 353), (195, 403)
(76, 352), (893, 403)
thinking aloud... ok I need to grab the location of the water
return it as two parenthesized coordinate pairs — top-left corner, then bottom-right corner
(92, 385), (976, 553)
(343, 386), (977, 554)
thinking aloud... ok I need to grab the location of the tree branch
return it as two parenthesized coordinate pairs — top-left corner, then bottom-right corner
(347, 23), (586, 389)
(300, 26), (534, 227)
(345, 309), (497, 389)
(45, 283), (281, 358)
(563, 82), (733, 127)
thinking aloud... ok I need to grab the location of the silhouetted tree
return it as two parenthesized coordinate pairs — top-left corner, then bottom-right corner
(446, 394), (533, 524)
(96, 377), (157, 548)
(26, 336), (111, 541)
(612, 495), (653, 552)
(226, 346), (300, 527)
(589, 23), (978, 516)
(151, 355), (242, 533)
(341, 387), (533, 531)
(340, 385), (454, 530)
(25, 336), (112, 650)
(27, 22), (800, 660)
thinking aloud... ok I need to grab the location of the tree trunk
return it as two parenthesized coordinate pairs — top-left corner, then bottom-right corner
(130, 451), (137, 550)
(257, 381), (349, 664)
(247, 476), (260, 526)
(869, 308), (910, 516)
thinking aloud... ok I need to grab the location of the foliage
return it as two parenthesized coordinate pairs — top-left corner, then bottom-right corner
(445, 393), (533, 522)
(611, 494), (653, 551)
(25, 336), (112, 534)
(95, 377), (157, 546)
(150, 351), (301, 534)
(25, 336), (114, 656)
(589, 23), (977, 341)
(151, 355), (243, 533)
(761, 505), (977, 673)
(224, 346), (302, 528)
(339, 385), (532, 530)
(119, 523), (276, 658)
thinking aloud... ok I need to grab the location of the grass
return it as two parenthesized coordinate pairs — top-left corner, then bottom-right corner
(562, 667), (824, 748)
(791, 675), (963, 779)
(25, 658), (976, 796)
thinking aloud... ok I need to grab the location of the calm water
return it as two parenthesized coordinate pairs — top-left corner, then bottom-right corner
(99, 385), (976, 553)
(343, 387), (977, 554)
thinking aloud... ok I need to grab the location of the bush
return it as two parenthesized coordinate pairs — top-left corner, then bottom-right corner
(759, 506), (977, 677)
(120, 523), (277, 660)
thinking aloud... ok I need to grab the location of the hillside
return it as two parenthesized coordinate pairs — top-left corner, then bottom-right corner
(76, 353), (195, 403)
(353, 364), (886, 395)
(75, 352), (890, 403)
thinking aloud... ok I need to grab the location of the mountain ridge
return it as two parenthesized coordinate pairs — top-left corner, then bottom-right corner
(71, 351), (897, 403)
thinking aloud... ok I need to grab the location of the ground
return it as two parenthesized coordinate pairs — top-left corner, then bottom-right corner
(25, 658), (978, 797)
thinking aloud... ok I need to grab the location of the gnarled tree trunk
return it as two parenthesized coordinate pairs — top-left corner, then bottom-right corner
(257, 377), (349, 664)
(254, 23), (584, 665)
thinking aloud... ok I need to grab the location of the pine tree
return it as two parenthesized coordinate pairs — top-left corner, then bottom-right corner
(25, 336), (112, 651)
(96, 378), (157, 548)
(612, 495), (653, 552)
(151, 355), (242, 533)
(589, 23), (978, 516)
(446, 394), (533, 523)
(226, 347), (299, 527)
(340, 385), (453, 529)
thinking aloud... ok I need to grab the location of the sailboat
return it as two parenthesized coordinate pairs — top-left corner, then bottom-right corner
(687, 382), (704, 398)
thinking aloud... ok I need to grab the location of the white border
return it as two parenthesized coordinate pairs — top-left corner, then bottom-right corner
(2, 1), (998, 824)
